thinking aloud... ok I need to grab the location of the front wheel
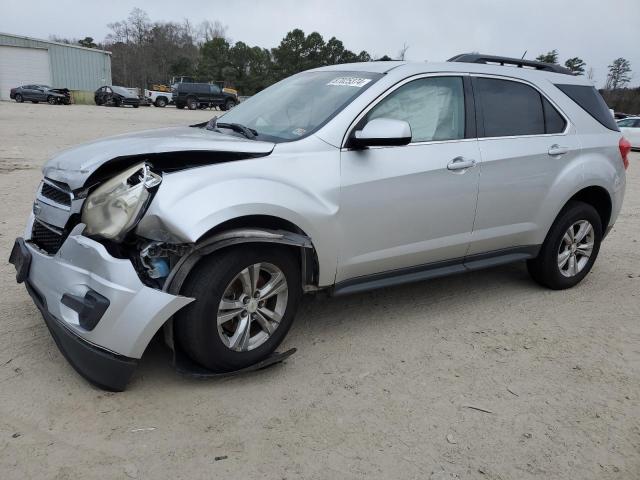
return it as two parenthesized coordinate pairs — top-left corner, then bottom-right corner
(47, 96), (56, 105)
(527, 201), (602, 290)
(175, 245), (301, 372)
(15, 94), (23, 103)
(187, 97), (198, 110)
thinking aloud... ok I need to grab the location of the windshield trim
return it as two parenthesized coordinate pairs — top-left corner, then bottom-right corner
(223, 70), (384, 143)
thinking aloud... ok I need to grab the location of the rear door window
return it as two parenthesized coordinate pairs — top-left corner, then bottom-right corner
(542, 97), (567, 134)
(476, 78), (545, 137)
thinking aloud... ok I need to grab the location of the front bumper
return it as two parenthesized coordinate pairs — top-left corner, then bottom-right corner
(11, 219), (193, 390)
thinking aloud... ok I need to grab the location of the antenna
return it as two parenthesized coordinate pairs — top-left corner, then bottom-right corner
(521, 50), (527, 59)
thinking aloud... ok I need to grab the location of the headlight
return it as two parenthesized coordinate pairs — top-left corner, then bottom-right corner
(81, 163), (161, 242)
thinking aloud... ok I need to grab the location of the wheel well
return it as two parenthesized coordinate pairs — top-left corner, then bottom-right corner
(198, 215), (320, 287)
(568, 186), (612, 229)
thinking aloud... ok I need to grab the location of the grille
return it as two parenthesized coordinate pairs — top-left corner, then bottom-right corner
(31, 221), (66, 254)
(40, 182), (71, 207)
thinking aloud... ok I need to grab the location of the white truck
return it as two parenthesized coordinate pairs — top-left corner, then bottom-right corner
(144, 89), (173, 107)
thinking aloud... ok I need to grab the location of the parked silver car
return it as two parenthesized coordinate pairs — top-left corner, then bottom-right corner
(10, 54), (629, 390)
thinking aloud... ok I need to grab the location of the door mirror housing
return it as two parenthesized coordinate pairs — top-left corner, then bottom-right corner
(349, 118), (412, 149)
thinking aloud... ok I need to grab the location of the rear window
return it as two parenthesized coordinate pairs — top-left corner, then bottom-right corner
(555, 84), (619, 131)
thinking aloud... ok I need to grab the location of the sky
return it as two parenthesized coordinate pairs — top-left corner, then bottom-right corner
(1, 0), (638, 87)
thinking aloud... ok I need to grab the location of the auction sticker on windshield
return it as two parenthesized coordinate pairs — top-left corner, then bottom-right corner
(327, 77), (372, 88)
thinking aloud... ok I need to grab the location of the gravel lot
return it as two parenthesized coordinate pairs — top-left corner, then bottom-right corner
(1, 102), (639, 479)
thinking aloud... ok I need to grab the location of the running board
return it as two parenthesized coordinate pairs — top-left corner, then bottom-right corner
(333, 246), (539, 296)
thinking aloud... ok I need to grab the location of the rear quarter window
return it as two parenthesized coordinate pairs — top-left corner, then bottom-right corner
(555, 84), (619, 131)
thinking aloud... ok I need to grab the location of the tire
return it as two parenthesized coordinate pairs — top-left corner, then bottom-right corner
(225, 99), (237, 111)
(133, 103), (139, 108)
(175, 245), (301, 372)
(187, 97), (198, 110)
(15, 94), (23, 103)
(527, 201), (602, 290)
(154, 97), (167, 107)
(113, 98), (122, 107)
(47, 96), (56, 105)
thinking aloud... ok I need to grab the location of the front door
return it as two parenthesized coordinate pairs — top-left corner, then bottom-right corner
(337, 75), (481, 282)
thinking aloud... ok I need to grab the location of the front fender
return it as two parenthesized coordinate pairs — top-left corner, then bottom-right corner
(136, 146), (340, 286)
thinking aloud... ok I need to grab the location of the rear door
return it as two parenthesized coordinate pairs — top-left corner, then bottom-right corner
(210, 84), (223, 106)
(468, 76), (580, 255)
(22, 85), (35, 100)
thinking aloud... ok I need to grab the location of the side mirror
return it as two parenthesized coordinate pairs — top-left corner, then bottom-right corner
(349, 118), (412, 149)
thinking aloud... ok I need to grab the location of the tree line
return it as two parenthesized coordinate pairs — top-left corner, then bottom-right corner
(71, 8), (382, 95)
(52, 9), (638, 112)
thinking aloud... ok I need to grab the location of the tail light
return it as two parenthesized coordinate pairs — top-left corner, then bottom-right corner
(619, 137), (631, 170)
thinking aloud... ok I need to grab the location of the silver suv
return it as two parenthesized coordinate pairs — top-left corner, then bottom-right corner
(10, 54), (630, 390)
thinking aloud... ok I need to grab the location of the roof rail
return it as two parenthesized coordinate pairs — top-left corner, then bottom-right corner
(448, 53), (574, 75)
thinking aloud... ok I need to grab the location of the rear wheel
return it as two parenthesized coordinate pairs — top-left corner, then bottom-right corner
(527, 201), (602, 290)
(187, 97), (198, 110)
(175, 245), (301, 372)
(15, 94), (23, 103)
(154, 97), (167, 107)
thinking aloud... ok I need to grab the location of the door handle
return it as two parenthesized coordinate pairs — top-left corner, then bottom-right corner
(447, 157), (476, 171)
(548, 144), (569, 156)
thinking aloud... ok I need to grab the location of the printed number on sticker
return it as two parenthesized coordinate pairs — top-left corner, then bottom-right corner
(327, 77), (372, 88)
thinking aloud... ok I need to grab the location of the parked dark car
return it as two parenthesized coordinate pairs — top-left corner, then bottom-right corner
(94, 86), (140, 108)
(172, 82), (238, 110)
(10, 85), (70, 105)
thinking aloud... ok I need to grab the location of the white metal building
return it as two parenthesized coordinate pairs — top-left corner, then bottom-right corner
(0, 33), (112, 100)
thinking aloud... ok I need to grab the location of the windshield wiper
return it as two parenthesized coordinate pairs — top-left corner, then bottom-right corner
(206, 117), (257, 140)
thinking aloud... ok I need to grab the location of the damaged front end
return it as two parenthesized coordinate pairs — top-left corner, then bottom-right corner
(11, 129), (307, 390)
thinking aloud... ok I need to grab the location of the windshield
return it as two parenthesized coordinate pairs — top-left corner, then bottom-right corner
(219, 71), (382, 142)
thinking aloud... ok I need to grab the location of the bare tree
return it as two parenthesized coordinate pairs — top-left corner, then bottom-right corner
(398, 42), (409, 61)
(198, 20), (228, 44)
(586, 67), (595, 80)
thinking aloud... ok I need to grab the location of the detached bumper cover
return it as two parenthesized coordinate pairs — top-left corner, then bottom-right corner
(11, 221), (193, 390)
(25, 280), (137, 391)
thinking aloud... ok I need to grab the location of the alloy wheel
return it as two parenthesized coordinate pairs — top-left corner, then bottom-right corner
(216, 262), (288, 352)
(557, 220), (594, 277)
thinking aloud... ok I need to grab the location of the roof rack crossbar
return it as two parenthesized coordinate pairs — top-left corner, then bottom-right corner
(447, 53), (574, 75)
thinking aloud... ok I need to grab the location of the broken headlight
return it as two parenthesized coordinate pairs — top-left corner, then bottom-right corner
(81, 163), (161, 242)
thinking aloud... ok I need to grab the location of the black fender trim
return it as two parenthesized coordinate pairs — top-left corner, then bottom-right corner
(163, 228), (313, 296)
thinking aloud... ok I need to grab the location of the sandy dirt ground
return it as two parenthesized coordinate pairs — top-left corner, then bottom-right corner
(0, 101), (639, 479)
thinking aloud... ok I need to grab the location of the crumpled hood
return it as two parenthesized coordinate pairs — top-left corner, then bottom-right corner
(43, 126), (275, 190)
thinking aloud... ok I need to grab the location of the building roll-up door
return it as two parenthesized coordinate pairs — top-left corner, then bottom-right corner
(0, 46), (51, 100)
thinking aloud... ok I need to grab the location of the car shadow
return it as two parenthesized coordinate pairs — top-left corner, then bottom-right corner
(133, 261), (539, 389)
